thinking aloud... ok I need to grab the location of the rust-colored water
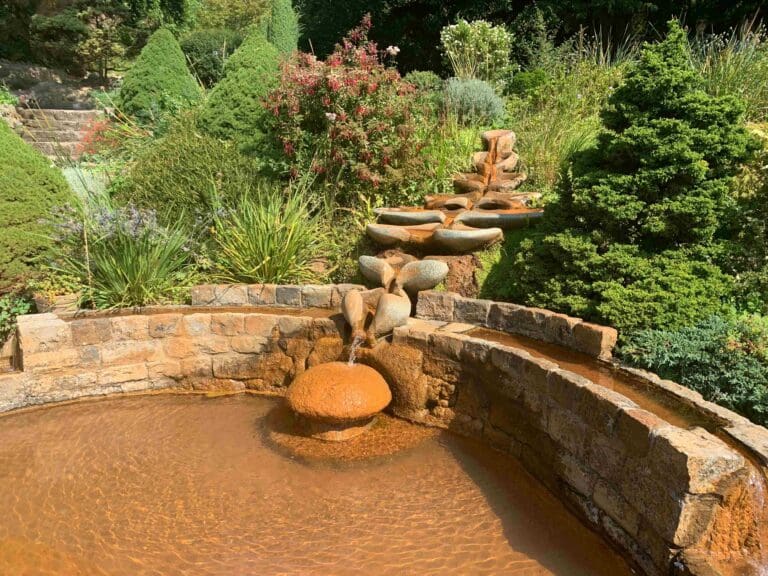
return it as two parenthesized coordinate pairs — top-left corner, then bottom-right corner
(0, 394), (632, 575)
(470, 327), (707, 429)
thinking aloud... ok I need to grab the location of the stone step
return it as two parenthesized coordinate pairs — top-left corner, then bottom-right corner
(16, 108), (100, 122)
(21, 118), (93, 130)
(31, 141), (80, 158)
(19, 129), (84, 142)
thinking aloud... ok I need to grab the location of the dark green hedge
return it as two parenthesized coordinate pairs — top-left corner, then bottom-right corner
(261, 0), (299, 55)
(199, 29), (280, 150)
(118, 28), (200, 122)
(181, 28), (244, 88)
(0, 121), (70, 287)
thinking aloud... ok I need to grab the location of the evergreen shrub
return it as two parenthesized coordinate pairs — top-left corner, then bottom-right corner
(117, 28), (201, 122)
(199, 29), (281, 150)
(0, 121), (70, 288)
(260, 0), (300, 55)
(181, 28), (244, 87)
(507, 21), (756, 333)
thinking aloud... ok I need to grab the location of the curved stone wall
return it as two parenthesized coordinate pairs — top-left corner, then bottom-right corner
(0, 283), (766, 576)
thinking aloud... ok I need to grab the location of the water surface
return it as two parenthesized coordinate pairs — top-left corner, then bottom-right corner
(0, 394), (632, 575)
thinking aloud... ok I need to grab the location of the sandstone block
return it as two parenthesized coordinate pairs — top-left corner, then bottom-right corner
(649, 426), (746, 495)
(248, 284), (277, 305)
(148, 360), (183, 380)
(98, 363), (148, 386)
(594, 479), (640, 536)
(429, 332), (465, 361)
(244, 315), (278, 338)
(278, 316), (311, 338)
(453, 296), (491, 325)
(415, 291), (455, 322)
(24, 348), (80, 372)
(101, 340), (162, 365)
(489, 345), (532, 381)
(164, 338), (197, 359)
(111, 316), (149, 341)
(301, 285), (333, 308)
(572, 322), (618, 359)
(307, 337), (343, 367)
(586, 432), (628, 483)
(17, 314), (71, 353)
(543, 313), (580, 346)
(213, 284), (249, 305)
(180, 356), (213, 378)
(557, 451), (596, 497)
(190, 284), (216, 305)
(230, 336), (268, 354)
(78, 345), (101, 366)
(275, 285), (302, 306)
(547, 406), (588, 457)
(194, 336), (231, 355)
(148, 314), (182, 338)
(70, 318), (112, 346)
(486, 302), (524, 333)
(211, 313), (245, 336)
(573, 381), (637, 434)
(181, 314), (210, 337)
(615, 408), (670, 456)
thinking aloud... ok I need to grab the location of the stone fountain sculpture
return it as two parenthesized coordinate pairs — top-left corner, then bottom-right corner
(284, 255), (448, 441)
(367, 129), (543, 253)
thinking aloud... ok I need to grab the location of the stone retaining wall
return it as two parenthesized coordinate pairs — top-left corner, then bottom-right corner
(0, 309), (345, 413)
(363, 319), (759, 576)
(190, 283), (365, 309)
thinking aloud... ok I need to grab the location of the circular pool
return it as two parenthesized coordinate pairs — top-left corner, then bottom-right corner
(0, 394), (631, 575)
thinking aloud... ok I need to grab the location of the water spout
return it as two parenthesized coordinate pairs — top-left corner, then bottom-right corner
(348, 333), (365, 366)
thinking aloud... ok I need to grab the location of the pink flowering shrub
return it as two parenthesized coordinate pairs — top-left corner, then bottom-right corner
(263, 16), (426, 206)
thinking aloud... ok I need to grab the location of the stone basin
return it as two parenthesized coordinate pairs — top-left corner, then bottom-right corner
(455, 209), (544, 229)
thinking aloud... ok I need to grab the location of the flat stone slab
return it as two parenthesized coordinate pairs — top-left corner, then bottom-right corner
(366, 223), (440, 247)
(432, 227), (503, 252)
(455, 210), (544, 229)
(375, 209), (446, 225)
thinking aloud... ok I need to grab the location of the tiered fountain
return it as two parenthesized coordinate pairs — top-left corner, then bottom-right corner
(284, 256), (449, 442)
(367, 129), (543, 253)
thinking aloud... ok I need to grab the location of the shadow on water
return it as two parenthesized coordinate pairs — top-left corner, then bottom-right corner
(439, 430), (635, 576)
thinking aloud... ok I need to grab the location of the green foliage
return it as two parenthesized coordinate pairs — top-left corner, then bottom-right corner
(506, 21), (755, 334)
(0, 84), (18, 106)
(29, 7), (90, 75)
(260, 0), (299, 55)
(404, 70), (444, 93)
(507, 69), (550, 96)
(210, 180), (329, 283)
(181, 28), (244, 87)
(506, 46), (628, 194)
(52, 197), (194, 309)
(114, 111), (261, 229)
(199, 29), (281, 149)
(117, 28), (201, 122)
(194, 0), (269, 30)
(0, 120), (71, 289)
(621, 314), (768, 425)
(443, 78), (504, 126)
(0, 294), (32, 345)
(440, 19), (513, 85)
(690, 21), (768, 123)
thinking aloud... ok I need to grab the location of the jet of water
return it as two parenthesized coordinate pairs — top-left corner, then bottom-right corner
(348, 333), (365, 366)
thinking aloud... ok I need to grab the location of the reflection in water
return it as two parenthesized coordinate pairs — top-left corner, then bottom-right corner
(0, 394), (632, 575)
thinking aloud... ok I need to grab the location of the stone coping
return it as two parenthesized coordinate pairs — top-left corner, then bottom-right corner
(0, 294), (765, 576)
(190, 283), (366, 309)
(416, 290), (618, 360)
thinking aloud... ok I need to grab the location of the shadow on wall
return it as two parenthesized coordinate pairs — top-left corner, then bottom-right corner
(477, 228), (537, 301)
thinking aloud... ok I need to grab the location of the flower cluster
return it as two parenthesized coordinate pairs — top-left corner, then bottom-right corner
(263, 16), (426, 205)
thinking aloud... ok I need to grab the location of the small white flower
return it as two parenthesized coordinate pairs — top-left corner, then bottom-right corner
(325, 112), (337, 122)
(386, 45), (401, 56)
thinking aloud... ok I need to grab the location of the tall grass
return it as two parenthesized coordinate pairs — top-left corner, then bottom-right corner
(210, 179), (330, 284)
(507, 34), (633, 194)
(690, 20), (768, 122)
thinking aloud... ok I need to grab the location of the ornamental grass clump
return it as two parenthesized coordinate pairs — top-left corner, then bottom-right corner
(52, 196), (194, 309)
(263, 15), (426, 207)
(507, 20), (756, 334)
(210, 179), (328, 284)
